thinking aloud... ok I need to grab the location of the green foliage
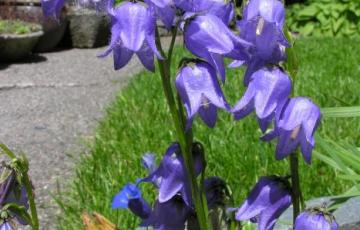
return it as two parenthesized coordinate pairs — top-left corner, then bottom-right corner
(0, 20), (41, 35)
(56, 37), (360, 229)
(287, 0), (360, 37)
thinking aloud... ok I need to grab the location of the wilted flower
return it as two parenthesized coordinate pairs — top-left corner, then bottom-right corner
(235, 176), (292, 230)
(176, 61), (230, 129)
(204, 176), (229, 209)
(262, 97), (321, 164)
(184, 14), (251, 81)
(141, 195), (191, 230)
(295, 208), (338, 230)
(99, 1), (163, 71)
(41, 0), (66, 18)
(0, 168), (29, 226)
(232, 67), (291, 132)
(112, 183), (151, 219)
(142, 143), (204, 206)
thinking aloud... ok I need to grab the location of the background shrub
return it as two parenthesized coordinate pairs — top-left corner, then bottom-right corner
(287, 0), (360, 37)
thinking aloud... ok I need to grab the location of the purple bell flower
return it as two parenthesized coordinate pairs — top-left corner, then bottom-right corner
(41, 0), (66, 18)
(141, 195), (191, 230)
(232, 67), (291, 132)
(112, 183), (152, 219)
(295, 209), (338, 230)
(144, 0), (176, 30)
(175, 61), (230, 129)
(0, 169), (29, 226)
(235, 176), (292, 230)
(142, 143), (204, 206)
(262, 97), (321, 164)
(184, 14), (252, 82)
(243, 0), (285, 28)
(99, 1), (163, 71)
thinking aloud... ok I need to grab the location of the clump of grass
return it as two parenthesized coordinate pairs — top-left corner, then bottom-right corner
(0, 20), (41, 35)
(56, 37), (360, 229)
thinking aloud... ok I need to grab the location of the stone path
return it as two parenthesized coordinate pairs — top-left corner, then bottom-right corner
(0, 36), (180, 229)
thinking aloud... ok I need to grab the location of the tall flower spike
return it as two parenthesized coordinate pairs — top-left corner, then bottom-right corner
(176, 61), (230, 129)
(295, 208), (338, 230)
(142, 143), (204, 206)
(262, 97), (322, 164)
(99, 1), (163, 72)
(232, 67), (291, 132)
(41, 0), (66, 18)
(184, 14), (252, 82)
(235, 176), (292, 230)
(141, 196), (191, 230)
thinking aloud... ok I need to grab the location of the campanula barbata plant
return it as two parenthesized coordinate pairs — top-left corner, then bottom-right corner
(40, 0), (337, 229)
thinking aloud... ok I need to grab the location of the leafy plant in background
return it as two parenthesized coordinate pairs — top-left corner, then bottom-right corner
(287, 0), (360, 37)
(40, 0), (359, 229)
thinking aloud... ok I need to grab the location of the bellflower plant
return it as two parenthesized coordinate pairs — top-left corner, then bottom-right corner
(184, 13), (251, 82)
(262, 97), (322, 164)
(98, 1), (163, 71)
(39, 0), (337, 229)
(232, 67), (292, 132)
(175, 60), (230, 129)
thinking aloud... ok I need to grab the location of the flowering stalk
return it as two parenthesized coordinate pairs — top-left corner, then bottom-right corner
(284, 28), (303, 224)
(154, 28), (209, 229)
(290, 152), (301, 223)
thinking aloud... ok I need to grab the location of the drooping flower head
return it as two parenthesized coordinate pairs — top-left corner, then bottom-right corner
(230, 0), (289, 85)
(232, 67), (292, 132)
(141, 143), (205, 206)
(176, 60), (230, 129)
(0, 168), (29, 226)
(99, 1), (163, 71)
(235, 176), (292, 230)
(262, 97), (322, 164)
(184, 14), (252, 81)
(295, 207), (338, 230)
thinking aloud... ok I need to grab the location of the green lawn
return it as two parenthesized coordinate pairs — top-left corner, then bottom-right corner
(56, 37), (360, 229)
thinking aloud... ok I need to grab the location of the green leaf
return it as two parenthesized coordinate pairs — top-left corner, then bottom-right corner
(298, 4), (319, 19)
(321, 106), (360, 118)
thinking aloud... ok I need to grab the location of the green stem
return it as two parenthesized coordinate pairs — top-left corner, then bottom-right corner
(23, 173), (39, 230)
(289, 152), (301, 224)
(155, 28), (208, 229)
